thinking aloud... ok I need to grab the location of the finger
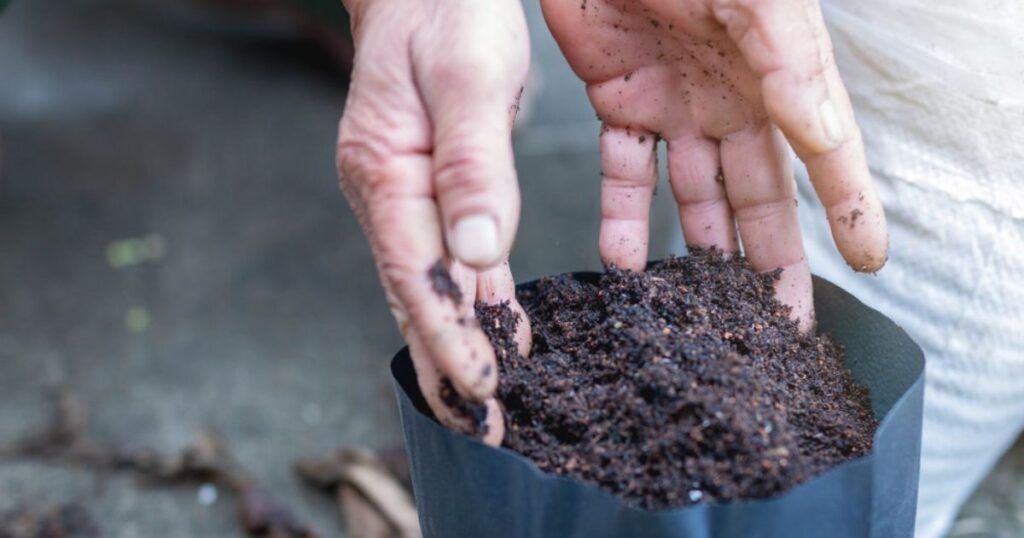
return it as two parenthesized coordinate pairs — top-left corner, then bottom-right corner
(712, 0), (888, 272)
(599, 124), (659, 272)
(413, 3), (529, 270)
(452, 257), (532, 358)
(477, 260), (532, 357)
(791, 16), (888, 273)
(387, 216), (505, 446)
(346, 149), (498, 400)
(803, 138), (888, 272)
(408, 331), (504, 447)
(665, 133), (738, 253)
(721, 122), (813, 330)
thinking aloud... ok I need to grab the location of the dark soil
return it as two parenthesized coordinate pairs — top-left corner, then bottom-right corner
(476, 248), (876, 509)
(438, 378), (489, 437)
(428, 260), (462, 305)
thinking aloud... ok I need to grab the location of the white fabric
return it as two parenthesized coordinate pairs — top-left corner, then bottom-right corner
(821, 0), (1024, 219)
(799, 2), (1024, 537)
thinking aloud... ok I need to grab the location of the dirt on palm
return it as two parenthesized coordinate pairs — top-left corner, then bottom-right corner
(476, 248), (876, 510)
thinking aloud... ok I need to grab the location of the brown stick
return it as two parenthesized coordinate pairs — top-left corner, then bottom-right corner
(295, 448), (420, 538)
(0, 388), (318, 538)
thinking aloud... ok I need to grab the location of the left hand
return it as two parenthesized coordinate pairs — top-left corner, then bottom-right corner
(336, 0), (532, 445)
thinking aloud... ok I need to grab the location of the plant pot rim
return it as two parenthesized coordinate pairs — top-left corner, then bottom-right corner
(392, 271), (926, 538)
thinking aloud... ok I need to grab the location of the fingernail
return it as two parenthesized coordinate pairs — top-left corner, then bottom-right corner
(450, 214), (501, 267)
(819, 99), (843, 147)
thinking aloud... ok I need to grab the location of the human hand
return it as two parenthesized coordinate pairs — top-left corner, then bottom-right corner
(337, 0), (531, 445)
(542, 0), (888, 329)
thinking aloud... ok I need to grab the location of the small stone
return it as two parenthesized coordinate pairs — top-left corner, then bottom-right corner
(197, 483), (218, 506)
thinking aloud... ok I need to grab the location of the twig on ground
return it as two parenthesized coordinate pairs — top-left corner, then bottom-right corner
(295, 447), (420, 538)
(0, 388), (317, 538)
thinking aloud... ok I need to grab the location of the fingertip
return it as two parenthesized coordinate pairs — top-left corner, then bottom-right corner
(837, 225), (888, 273)
(470, 323), (501, 399)
(841, 243), (889, 274)
(477, 262), (532, 356)
(415, 345), (500, 443)
(827, 197), (889, 273)
(419, 318), (499, 402)
(772, 260), (815, 333)
(797, 314), (816, 334)
(481, 399), (506, 447)
(461, 341), (499, 401)
(599, 220), (650, 272)
(473, 359), (499, 400)
(476, 259), (517, 304)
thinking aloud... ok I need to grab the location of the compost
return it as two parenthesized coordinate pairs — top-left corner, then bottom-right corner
(476, 248), (876, 509)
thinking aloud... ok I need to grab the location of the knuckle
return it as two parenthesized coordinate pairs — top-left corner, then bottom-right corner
(761, 63), (825, 108)
(336, 130), (377, 182)
(433, 143), (508, 198)
(434, 151), (491, 192)
(336, 128), (396, 197)
(379, 255), (424, 305)
(431, 50), (507, 92)
(361, 199), (437, 306)
(733, 197), (796, 220)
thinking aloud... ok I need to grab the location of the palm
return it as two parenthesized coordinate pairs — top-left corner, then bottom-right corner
(546, 0), (763, 143)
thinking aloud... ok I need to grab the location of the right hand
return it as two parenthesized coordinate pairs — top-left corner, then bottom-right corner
(336, 0), (532, 446)
(542, 0), (888, 331)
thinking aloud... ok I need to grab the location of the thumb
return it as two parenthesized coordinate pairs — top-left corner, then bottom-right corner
(713, 0), (889, 272)
(413, 2), (529, 269)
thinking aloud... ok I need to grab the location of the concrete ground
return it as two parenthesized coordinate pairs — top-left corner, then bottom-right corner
(0, 1), (1019, 536)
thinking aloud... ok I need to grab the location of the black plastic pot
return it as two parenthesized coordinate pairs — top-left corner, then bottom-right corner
(391, 273), (925, 538)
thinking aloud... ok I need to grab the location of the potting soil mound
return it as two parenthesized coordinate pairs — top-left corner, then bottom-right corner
(475, 249), (877, 509)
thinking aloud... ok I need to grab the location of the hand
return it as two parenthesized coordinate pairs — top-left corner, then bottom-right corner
(337, 0), (531, 445)
(542, 0), (888, 329)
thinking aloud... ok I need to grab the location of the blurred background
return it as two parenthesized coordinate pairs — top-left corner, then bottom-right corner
(0, 0), (1020, 536)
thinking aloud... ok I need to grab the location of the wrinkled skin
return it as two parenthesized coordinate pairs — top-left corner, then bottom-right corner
(543, 0), (887, 328)
(337, 0), (532, 445)
(337, 0), (888, 446)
